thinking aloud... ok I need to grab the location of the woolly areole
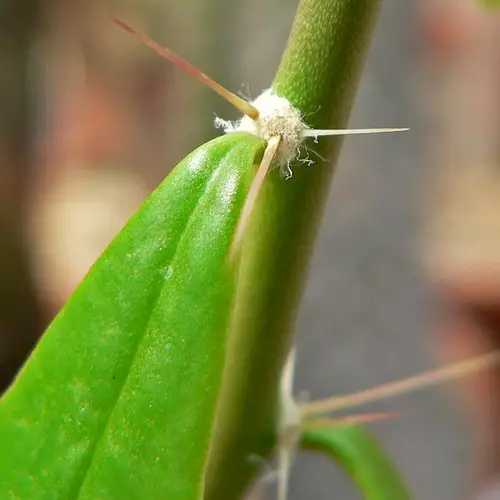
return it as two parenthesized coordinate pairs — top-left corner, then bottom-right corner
(216, 89), (308, 166)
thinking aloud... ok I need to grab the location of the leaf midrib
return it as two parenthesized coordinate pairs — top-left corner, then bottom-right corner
(72, 155), (228, 499)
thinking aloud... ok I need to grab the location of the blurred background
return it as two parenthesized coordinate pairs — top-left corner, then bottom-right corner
(1, 0), (499, 498)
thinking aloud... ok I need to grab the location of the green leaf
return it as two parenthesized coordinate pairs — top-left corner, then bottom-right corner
(0, 132), (265, 499)
(301, 426), (411, 500)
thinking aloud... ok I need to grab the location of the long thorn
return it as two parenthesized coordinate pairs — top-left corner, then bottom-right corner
(301, 412), (402, 430)
(276, 347), (299, 500)
(229, 136), (281, 260)
(302, 127), (409, 137)
(112, 18), (259, 120)
(300, 351), (500, 417)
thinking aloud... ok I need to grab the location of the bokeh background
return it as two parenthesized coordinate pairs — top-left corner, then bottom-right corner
(1, 0), (500, 498)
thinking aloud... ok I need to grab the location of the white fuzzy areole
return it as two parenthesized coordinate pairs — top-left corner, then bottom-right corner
(216, 89), (307, 166)
(214, 89), (409, 171)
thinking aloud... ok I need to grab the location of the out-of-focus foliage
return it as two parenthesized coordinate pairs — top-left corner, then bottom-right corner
(480, 0), (500, 7)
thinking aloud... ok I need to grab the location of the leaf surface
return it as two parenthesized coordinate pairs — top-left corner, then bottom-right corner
(0, 132), (265, 500)
(301, 425), (411, 500)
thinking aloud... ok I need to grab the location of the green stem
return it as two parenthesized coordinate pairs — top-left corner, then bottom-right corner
(205, 1), (382, 498)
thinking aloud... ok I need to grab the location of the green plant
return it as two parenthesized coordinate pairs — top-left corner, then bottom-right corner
(1, 1), (498, 499)
(481, 0), (500, 7)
